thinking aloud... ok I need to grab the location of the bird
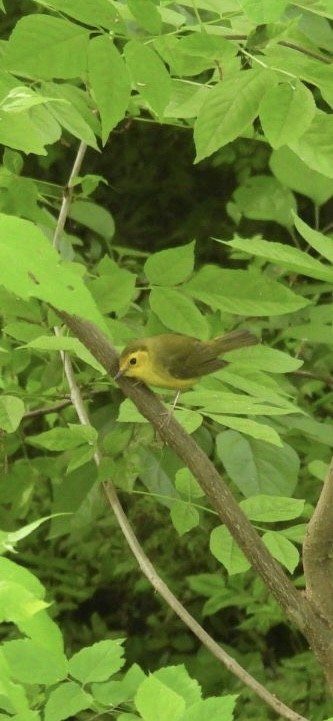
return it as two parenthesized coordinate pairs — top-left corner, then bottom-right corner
(114, 329), (259, 408)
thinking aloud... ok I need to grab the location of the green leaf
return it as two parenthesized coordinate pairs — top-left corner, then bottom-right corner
(88, 262), (136, 314)
(44, 682), (92, 721)
(155, 665), (201, 707)
(290, 111), (333, 179)
(118, 399), (148, 424)
(5, 15), (89, 80)
(32, 0), (118, 28)
(293, 213), (333, 263)
(1, 515), (71, 553)
(91, 663), (146, 706)
(232, 175), (296, 227)
(149, 287), (209, 338)
(0, 396), (25, 432)
(145, 242), (195, 285)
(88, 36), (131, 145)
(1, 574), (63, 653)
(69, 200), (114, 239)
(27, 424), (97, 451)
(194, 69), (274, 162)
(69, 640), (125, 683)
(0, 76), (61, 155)
(39, 85), (98, 150)
(3, 639), (68, 685)
(0, 652), (32, 717)
(165, 80), (209, 119)
(270, 145), (333, 206)
(170, 500), (200, 535)
(0, 214), (108, 331)
(26, 335), (105, 373)
(135, 675), (186, 721)
(128, 0), (162, 34)
(240, 495), (305, 522)
(175, 468), (205, 498)
(224, 344), (303, 373)
(260, 81), (315, 148)
(262, 531), (299, 573)
(216, 431), (300, 496)
(210, 526), (250, 575)
(183, 389), (300, 416)
(124, 40), (171, 119)
(182, 695), (238, 721)
(223, 235), (333, 282)
(185, 267), (309, 315)
(220, 366), (295, 409)
(212, 416), (282, 446)
(0, 557), (45, 599)
(239, 0), (287, 21)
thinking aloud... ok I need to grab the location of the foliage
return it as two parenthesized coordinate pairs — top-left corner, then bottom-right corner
(1, 1), (333, 720)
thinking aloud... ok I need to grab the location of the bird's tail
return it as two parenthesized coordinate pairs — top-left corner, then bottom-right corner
(212, 329), (259, 354)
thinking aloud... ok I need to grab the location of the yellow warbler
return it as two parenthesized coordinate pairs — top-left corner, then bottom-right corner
(115, 329), (259, 395)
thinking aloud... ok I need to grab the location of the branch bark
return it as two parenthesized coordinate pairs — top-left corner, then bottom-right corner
(303, 459), (333, 623)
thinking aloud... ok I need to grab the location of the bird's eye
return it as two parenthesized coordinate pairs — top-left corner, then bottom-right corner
(129, 357), (137, 366)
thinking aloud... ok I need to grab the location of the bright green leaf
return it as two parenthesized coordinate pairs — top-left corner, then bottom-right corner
(128, 0), (162, 34)
(239, 0), (287, 22)
(27, 424), (97, 451)
(293, 213), (333, 262)
(44, 681), (92, 721)
(290, 111), (333, 179)
(145, 242), (195, 286)
(170, 500), (200, 535)
(3, 639), (68, 685)
(232, 175), (296, 227)
(185, 267), (309, 315)
(135, 674), (186, 721)
(182, 694), (238, 721)
(210, 526), (250, 575)
(32, 0), (118, 28)
(88, 36), (131, 145)
(270, 145), (333, 206)
(124, 40), (171, 119)
(69, 640), (125, 683)
(149, 287), (209, 338)
(212, 416), (282, 446)
(223, 235), (333, 282)
(240, 495), (305, 521)
(0, 215), (108, 331)
(5, 15), (89, 80)
(262, 531), (299, 573)
(260, 82), (315, 148)
(216, 431), (300, 496)
(194, 69), (274, 162)
(0, 396), (25, 432)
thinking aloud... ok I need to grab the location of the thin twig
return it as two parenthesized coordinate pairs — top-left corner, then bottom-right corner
(293, 369), (333, 388)
(222, 34), (332, 65)
(23, 398), (73, 418)
(52, 141), (87, 251)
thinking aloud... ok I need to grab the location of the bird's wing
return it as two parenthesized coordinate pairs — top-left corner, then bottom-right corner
(156, 336), (227, 380)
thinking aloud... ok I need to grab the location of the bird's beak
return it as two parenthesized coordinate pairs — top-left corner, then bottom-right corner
(114, 368), (124, 381)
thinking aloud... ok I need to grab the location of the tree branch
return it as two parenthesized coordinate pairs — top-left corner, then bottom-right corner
(303, 458), (333, 623)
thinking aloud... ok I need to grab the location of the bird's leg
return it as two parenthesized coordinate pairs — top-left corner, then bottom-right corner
(159, 389), (182, 429)
(171, 389), (181, 412)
